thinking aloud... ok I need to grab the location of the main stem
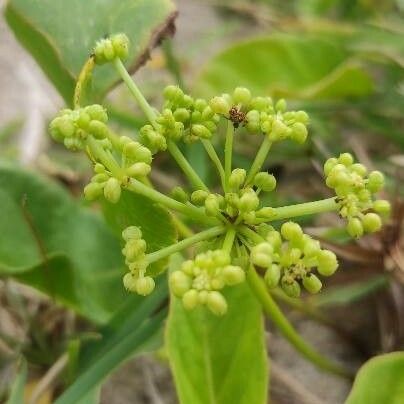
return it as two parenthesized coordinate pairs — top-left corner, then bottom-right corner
(224, 121), (234, 192)
(246, 265), (352, 379)
(245, 136), (272, 185)
(146, 226), (225, 264)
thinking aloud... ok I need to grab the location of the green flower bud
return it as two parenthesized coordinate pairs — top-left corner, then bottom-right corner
(88, 120), (109, 139)
(281, 279), (301, 298)
(303, 238), (321, 257)
(84, 182), (104, 201)
(191, 124), (211, 139)
(295, 110), (309, 124)
(266, 230), (282, 251)
(76, 111), (91, 129)
(210, 96), (230, 115)
(251, 243), (273, 268)
(122, 226), (142, 241)
(302, 274), (322, 294)
(85, 104), (108, 123)
(290, 122), (308, 143)
(317, 250), (338, 276)
(207, 291), (228, 316)
(239, 189), (259, 212)
(275, 99), (287, 112)
(205, 194), (221, 216)
(173, 108), (190, 122)
(191, 190), (209, 206)
(245, 110), (261, 132)
(233, 87), (251, 105)
(104, 177), (121, 203)
(126, 162), (151, 178)
(350, 163), (367, 177)
(367, 170), (385, 193)
(170, 186), (189, 203)
(222, 265), (245, 285)
(229, 168), (246, 190)
(362, 212), (382, 233)
(182, 289), (199, 310)
(323, 158), (338, 176)
(111, 33), (129, 60)
(281, 221), (303, 242)
(269, 119), (288, 141)
(256, 207), (276, 219)
(347, 217), (364, 238)
(253, 172), (276, 192)
(338, 152), (354, 167)
(264, 264), (281, 289)
(123, 273), (137, 292)
(163, 85), (183, 102)
(123, 239), (146, 261)
(373, 199), (391, 216)
(170, 271), (192, 297)
(136, 276), (155, 296)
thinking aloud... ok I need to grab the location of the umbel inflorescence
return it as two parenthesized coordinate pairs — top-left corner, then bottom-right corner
(49, 34), (390, 316)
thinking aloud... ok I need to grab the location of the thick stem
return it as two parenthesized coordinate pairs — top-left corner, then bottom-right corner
(113, 58), (157, 126)
(167, 141), (209, 191)
(245, 136), (272, 185)
(222, 227), (236, 254)
(246, 265), (353, 379)
(201, 139), (226, 189)
(146, 226), (225, 264)
(224, 121), (234, 191)
(255, 198), (339, 223)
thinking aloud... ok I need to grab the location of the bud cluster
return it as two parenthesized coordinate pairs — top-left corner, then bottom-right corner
(251, 222), (338, 297)
(121, 226), (155, 296)
(324, 153), (391, 238)
(210, 89), (309, 143)
(169, 250), (245, 315)
(49, 104), (109, 151)
(140, 86), (220, 153)
(189, 170), (276, 223)
(93, 33), (129, 64)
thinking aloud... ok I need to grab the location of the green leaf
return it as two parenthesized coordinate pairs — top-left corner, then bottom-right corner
(166, 255), (268, 404)
(0, 163), (125, 323)
(346, 352), (404, 404)
(102, 190), (177, 277)
(6, 358), (27, 404)
(5, 0), (177, 103)
(196, 34), (373, 100)
(55, 281), (168, 404)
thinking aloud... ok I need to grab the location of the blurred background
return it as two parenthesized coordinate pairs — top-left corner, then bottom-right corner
(0, 0), (403, 403)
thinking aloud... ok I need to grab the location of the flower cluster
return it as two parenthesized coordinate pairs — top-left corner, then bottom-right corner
(140, 86), (220, 152)
(250, 222), (337, 297)
(49, 104), (109, 150)
(47, 33), (390, 317)
(169, 250), (245, 315)
(93, 33), (129, 64)
(324, 153), (391, 238)
(121, 226), (155, 296)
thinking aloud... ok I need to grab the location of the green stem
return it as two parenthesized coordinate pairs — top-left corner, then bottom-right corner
(201, 139), (226, 189)
(113, 58), (157, 126)
(246, 265), (353, 379)
(224, 121), (234, 191)
(255, 198), (339, 223)
(245, 136), (272, 185)
(222, 227), (236, 254)
(167, 140), (209, 191)
(127, 179), (215, 224)
(146, 226), (225, 264)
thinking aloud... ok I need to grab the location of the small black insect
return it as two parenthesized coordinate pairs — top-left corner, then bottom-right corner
(228, 106), (246, 128)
